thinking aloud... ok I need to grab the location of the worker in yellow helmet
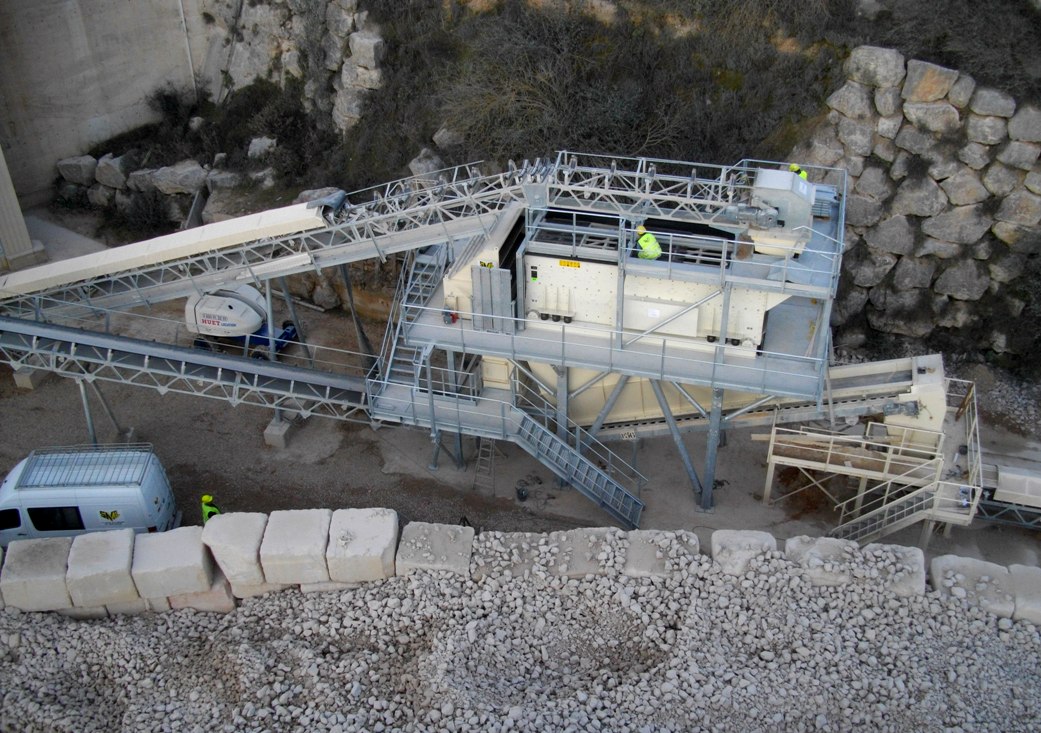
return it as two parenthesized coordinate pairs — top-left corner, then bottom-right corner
(635, 225), (662, 260)
(201, 494), (222, 523)
(789, 163), (808, 180)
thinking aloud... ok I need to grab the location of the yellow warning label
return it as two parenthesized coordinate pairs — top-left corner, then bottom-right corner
(558, 260), (581, 268)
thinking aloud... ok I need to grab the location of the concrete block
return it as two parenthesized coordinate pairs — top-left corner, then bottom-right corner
(106, 599), (150, 616)
(546, 528), (627, 578)
(299, 581), (359, 593)
(0, 538), (73, 611)
(201, 512), (269, 585)
(785, 536), (859, 587)
(11, 367), (53, 390)
(1009, 564), (1041, 625)
(471, 532), (543, 580)
(230, 582), (290, 599)
(169, 570), (236, 614)
(931, 555), (1015, 618)
(863, 544), (926, 597)
(131, 526), (214, 598)
(623, 530), (700, 578)
(263, 418), (293, 449)
(396, 522), (474, 577)
(146, 597), (171, 612)
(66, 529), (139, 607)
(326, 508), (398, 583)
(710, 530), (778, 576)
(58, 606), (107, 619)
(260, 509), (332, 584)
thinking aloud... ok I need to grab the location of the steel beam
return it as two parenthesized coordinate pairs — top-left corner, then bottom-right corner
(650, 380), (703, 500)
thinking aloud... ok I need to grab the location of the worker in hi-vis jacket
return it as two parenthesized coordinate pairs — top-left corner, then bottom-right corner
(201, 494), (222, 523)
(636, 225), (662, 260)
(789, 163), (808, 180)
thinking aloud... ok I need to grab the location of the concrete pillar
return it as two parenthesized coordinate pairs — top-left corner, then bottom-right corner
(0, 147), (43, 270)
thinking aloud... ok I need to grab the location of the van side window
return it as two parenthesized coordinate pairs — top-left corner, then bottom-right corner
(27, 506), (85, 532)
(0, 508), (20, 531)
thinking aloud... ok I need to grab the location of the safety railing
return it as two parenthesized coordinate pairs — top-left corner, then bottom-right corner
(946, 378), (983, 488)
(830, 480), (980, 542)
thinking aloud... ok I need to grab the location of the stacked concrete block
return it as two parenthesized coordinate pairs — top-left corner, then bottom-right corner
(710, 530), (778, 576)
(862, 543), (927, 597)
(546, 528), (625, 578)
(471, 532), (544, 580)
(131, 526), (214, 599)
(169, 569), (236, 613)
(66, 529), (140, 609)
(931, 555), (1015, 618)
(0, 538), (74, 612)
(1008, 564), (1041, 625)
(785, 536), (859, 587)
(326, 508), (398, 583)
(396, 522), (475, 577)
(202, 512), (288, 598)
(623, 530), (701, 578)
(259, 509), (333, 585)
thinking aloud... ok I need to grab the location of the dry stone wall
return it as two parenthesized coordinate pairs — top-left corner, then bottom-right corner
(793, 46), (1041, 356)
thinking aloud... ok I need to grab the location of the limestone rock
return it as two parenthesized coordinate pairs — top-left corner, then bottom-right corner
(894, 125), (936, 156)
(874, 87), (902, 118)
(844, 46), (906, 88)
(56, 155), (98, 186)
(933, 259), (990, 300)
(926, 156), (960, 182)
(864, 214), (915, 255)
(915, 237), (962, 259)
(982, 162), (1022, 197)
(876, 113), (903, 140)
(922, 205), (993, 244)
(349, 31), (385, 68)
(1008, 105), (1041, 142)
(992, 222), (1041, 254)
(323, 31), (348, 71)
(87, 184), (115, 208)
(95, 153), (131, 189)
(936, 299), (977, 329)
(153, 160), (207, 195)
(941, 168), (989, 205)
(989, 252), (1026, 283)
(867, 287), (935, 337)
(342, 64), (383, 90)
(206, 170), (243, 192)
(325, 2), (355, 36)
(892, 256), (937, 290)
(127, 169), (158, 192)
(838, 117), (874, 156)
(433, 125), (464, 150)
(957, 142), (991, 170)
(846, 195), (883, 227)
(903, 101), (960, 134)
(849, 247), (898, 287)
(408, 148), (444, 178)
(891, 176), (947, 216)
(827, 81), (875, 120)
(970, 87), (1016, 118)
(872, 137), (897, 162)
(332, 87), (364, 132)
(293, 187), (342, 204)
(901, 59), (959, 102)
(831, 283), (869, 326)
(996, 190), (1041, 226)
(965, 115), (1007, 145)
(996, 141), (1041, 171)
(946, 74), (976, 109)
(1027, 170), (1041, 195)
(854, 166), (894, 201)
(248, 136), (277, 160)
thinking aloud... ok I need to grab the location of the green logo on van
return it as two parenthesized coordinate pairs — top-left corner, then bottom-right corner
(99, 510), (120, 522)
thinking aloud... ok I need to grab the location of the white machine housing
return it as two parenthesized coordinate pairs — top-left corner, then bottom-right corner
(748, 170), (815, 256)
(185, 284), (266, 338)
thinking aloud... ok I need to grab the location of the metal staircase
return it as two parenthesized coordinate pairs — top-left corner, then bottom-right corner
(829, 481), (980, 543)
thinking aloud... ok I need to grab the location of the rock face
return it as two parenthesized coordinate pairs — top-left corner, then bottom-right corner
(796, 45), (1041, 355)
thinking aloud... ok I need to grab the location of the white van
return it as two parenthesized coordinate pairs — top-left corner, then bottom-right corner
(0, 444), (180, 547)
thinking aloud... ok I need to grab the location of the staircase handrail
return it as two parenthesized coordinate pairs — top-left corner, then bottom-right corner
(833, 455), (945, 524)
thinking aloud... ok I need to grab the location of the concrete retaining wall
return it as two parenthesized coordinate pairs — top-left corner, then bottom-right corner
(2, 514), (1041, 626)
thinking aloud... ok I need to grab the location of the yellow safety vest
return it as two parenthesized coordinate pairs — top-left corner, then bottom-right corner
(202, 502), (221, 523)
(638, 232), (662, 260)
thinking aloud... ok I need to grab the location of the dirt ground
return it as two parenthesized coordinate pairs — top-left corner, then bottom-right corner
(4, 208), (1041, 565)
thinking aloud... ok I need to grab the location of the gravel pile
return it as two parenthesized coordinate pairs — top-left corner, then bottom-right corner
(2, 533), (1040, 732)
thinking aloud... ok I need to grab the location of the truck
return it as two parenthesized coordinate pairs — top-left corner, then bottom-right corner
(0, 444), (180, 547)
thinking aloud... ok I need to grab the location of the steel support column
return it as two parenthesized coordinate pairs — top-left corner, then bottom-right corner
(650, 380), (703, 499)
(701, 387), (724, 510)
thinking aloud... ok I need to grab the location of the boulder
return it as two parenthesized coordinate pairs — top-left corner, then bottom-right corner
(903, 101), (960, 134)
(127, 169), (158, 192)
(325, 1), (355, 36)
(854, 166), (894, 201)
(201, 513), (269, 585)
(901, 59), (959, 103)
(971, 238), (993, 259)
(784, 537), (859, 587)
(876, 112), (903, 140)
(95, 153), (131, 189)
(970, 87), (1016, 118)
(874, 87), (902, 118)
(891, 176), (948, 217)
(933, 260), (990, 300)
(837, 117), (874, 156)
(946, 74), (976, 109)
(56, 155), (98, 186)
(1027, 170), (1041, 195)
(396, 522), (475, 577)
(349, 31), (385, 68)
(996, 190), (1041, 226)
(293, 187), (342, 204)
(247, 136), (277, 159)
(408, 148), (444, 178)
(55, 181), (87, 206)
(326, 508), (398, 583)
(935, 299), (978, 329)
(433, 125), (464, 150)
(153, 160), (207, 195)
(989, 252), (1026, 283)
(206, 170), (243, 192)
(850, 247), (898, 287)
(996, 141), (1041, 171)
(1008, 105), (1041, 142)
(922, 205), (993, 244)
(941, 168), (989, 205)
(926, 156), (960, 182)
(845, 195), (883, 227)
(965, 115), (1007, 145)
(831, 284), (869, 327)
(957, 142), (991, 170)
(992, 222), (1041, 254)
(844, 46), (906, 88)
(892, 256), (937, 290)
(710, 530), (777, 576)
(872, 137), (898, 162)
(867, 285), (935, 337)
(864, 215), (915, 255)
(930, 555), (1014, 618)
(332, 87), (364, 132)
(982, 162), (1022, 197)
(86, 184), (115, 208)
(0, 538), (74, 611)
(894, 125), (936, 156)
(826, 81), (875, 120)
(322, 31), (349, 71)
(915, 237), (962, 259)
